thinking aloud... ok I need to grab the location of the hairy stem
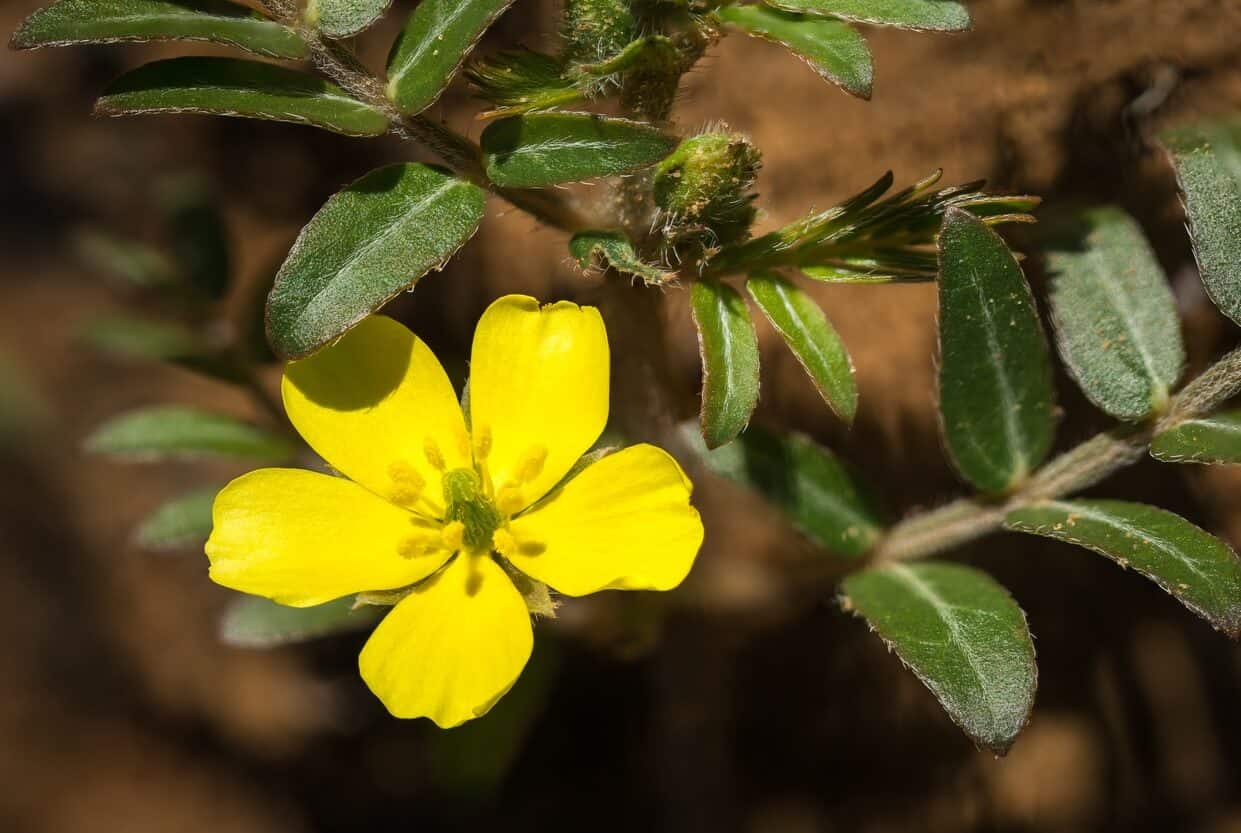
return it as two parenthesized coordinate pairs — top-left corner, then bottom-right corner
(870, 346), (1241, 564)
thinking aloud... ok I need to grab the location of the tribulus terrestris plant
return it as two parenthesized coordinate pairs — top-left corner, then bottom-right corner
(12, 0), (1241, 751)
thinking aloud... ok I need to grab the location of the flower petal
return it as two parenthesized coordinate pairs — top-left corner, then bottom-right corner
(206, 468), (450, 606)
(469, 295), (609, 511)
(506, 444), (704, 596)
(283, 315), (469, 515)
(359, 553), (533, 726)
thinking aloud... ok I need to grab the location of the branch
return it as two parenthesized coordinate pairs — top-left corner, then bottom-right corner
(870, 346), (1241, 563)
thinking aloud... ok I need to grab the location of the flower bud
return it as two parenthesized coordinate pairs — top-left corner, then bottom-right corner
(653, 130), (762, 252)
(562, 0), (638, 65)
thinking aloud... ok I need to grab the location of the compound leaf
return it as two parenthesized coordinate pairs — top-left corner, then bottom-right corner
(691, 280), (760, 449)
(386, 0), (516, 115)
(96, 57), (391, 137)
(1045, 206), (1184, 421)
(481, 112), (676, 188)
(747, 272), (856, 425)
(1006, 499), (1241, 636)
(266, 164), (485, 359)
(938, 208), (1055, 494)
(763, 0), (970, 31)
(85, 406), (296, 462)
(842, 562), (1037, 754)
(1160, 118), (1241, 328)
(10, 0), (308, 59)
(716, 4), (872, 99)
(687, 424), (882, 557)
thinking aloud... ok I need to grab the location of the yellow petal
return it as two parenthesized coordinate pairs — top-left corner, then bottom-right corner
(506, 444), (704, 596)
(206, 468), (450, 607)
(469, 295), (609, 510)
(359, 553), (532, 726)
(282, 315), (469, 515)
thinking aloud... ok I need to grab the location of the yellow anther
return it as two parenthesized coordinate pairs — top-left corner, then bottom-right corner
(440, 521), (465, 551)
(424, 438), (446, 471)
(387, 460), (426, 505)
(515, 445), (548, 484)
(496, 484), (526, 516)
(492, 527), (517, 558)
(397, 532), (440, 559)
(473, 425), (493, 461)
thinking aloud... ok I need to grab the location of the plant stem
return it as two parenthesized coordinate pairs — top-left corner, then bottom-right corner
(870, 345), (1241, 564)
(301, 27), (593, 233)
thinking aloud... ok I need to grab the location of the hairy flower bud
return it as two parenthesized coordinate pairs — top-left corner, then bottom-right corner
(562, 0), (638, 65)
(653, 130), (762, 253)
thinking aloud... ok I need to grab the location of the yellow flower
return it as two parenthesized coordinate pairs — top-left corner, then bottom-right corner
(205, 295), (704, 727)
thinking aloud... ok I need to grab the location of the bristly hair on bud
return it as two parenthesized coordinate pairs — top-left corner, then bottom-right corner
(562, 0), (639, 66)
(653, 128), (762, 263)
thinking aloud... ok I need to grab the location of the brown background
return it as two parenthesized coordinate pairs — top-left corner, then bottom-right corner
(3, 1), (1241, 831)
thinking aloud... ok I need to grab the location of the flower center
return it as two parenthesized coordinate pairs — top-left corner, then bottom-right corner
(441, 468), (502, 552)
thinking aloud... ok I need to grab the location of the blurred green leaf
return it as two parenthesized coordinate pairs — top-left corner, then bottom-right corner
(716, 4), (872, 99)
(1160, 117), (1241, 328)
(74, 230), (177, 289)
(308, 0), (391, 38)
(1006, 500), (1241, 636)
(161, 176), (232, 300)
(10, 0), (308, 59)
(1151, 411), (1241, 464)
(764, 0), (970, 31)
(481, 112), (677, 188)
(691, 280), (760, 449)
(841, 562), (1037, 754)
(266, 163), (485, 359)
(747, 272), (856, 425)
(685, 423), (882, 557)
(83, 315), (204, 361)
(136, 485), (219, 551)
(96, 57), (390, 137)
(386, 0), (516, 115)
(220, 594), (381, 648)
(569, 230), (671, 286)
(938, 208), (1055, 494)
(85, 405), (296, 462)
(1045, 206), (1184, 421)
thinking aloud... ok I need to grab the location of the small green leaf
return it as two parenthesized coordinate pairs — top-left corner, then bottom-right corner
(1045, 206), (1184, 421)
(220, 595), (381, 648)
(481, 112), (677, 188)
(841, 562), (1037, 754)
(691, 280), (760, 449)
(763, 0), (971, 31)
(136, 486), (219, 551)
(10, 0), (308, 59)
(1160, 118), (1241, 328)
(685, 423), (882, 557)
(161, 176), (232, 300)
(716, 4), (872, 99)
(938, 208), (1055, 494)
(82, 316), (204, 361)
(266, 163), (485, 359)
(74, 231), (177, 289)
(569, 230), (671, 286)
(1151, 411), (1241, 464)
(307, 0), (391, 38)
(466, 48), (584, 117)
(85, 406), (296, 462)
(1006, 500), (1241, 636)
(747, 272), (856, 424)
(386, 0), (516, 115)
(96, 57), (390, 137)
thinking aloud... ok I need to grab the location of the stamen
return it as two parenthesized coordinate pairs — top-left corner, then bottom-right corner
(387, 460), (426, 505)
(473, 425), (492, 461)
(397, 532), (440, 559)
(423, 438), (446, 471)
(441, 521), (465, 551)
(492, 528), (517, 558)
(515, 445), (548, 484)
(496, 484), (525, 516)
